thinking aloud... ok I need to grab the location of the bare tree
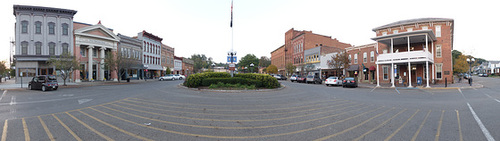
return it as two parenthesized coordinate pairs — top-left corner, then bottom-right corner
(47, 52), (80, 86)
(104, 52), (138, 83)
(328, 51), (350, 77)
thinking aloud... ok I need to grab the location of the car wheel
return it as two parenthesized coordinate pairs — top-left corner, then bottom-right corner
(28, 84), (32, 90)
(42, 86), (46, 92)
(53, 87), (58, 90)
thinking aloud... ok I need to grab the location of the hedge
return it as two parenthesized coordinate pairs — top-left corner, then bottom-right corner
(183, 72), (280, 88)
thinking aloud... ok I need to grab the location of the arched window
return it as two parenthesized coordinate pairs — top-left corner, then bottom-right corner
(21, 41), (28, 55)
(35, 42), (42, 55)
(62, 43), (69, 54)
(35, 21), (42, 34)
(21, 21), (29, 33)
(370, 51), (375, 62)
(62, 23), (69, 35)
(49, 42), (56, 55)
(48, 22), (55, 35)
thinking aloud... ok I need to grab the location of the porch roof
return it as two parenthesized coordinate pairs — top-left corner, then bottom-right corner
(371, 30), (437, 45)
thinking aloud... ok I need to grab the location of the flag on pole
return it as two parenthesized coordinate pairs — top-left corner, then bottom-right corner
(230, 0), (233, 27)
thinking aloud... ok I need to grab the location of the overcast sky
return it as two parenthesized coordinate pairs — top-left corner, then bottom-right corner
(1, 0), (499, 66)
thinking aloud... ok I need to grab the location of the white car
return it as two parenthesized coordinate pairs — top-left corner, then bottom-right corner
(325, 76), (341, 86)
(290, 74), (298, 82)
(159, 74), (175, 81)
(173, 74), (186, 80)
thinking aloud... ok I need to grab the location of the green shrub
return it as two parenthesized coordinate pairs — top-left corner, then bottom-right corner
(184, 72), (279, 88)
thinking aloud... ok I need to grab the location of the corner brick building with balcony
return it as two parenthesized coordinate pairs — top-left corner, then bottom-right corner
(372, 18), (454, 87)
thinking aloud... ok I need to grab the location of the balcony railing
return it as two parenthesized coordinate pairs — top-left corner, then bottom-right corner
(376, 50), (433, 64)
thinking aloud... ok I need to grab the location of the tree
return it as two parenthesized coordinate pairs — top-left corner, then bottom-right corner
(104, 52), (138, 83)
(47, 53), (80, 86)
(165, 67), (171, 75)
(266, 64), (278, 74)
(239, 54), (259, 73)
(0, 61), (7, 82)
(328, 51), (350, 77)
(285, 63), (296, 76)
(189, 54), (213, 73)
(259, 56), (271, 68)
(453, 54), (469, 74)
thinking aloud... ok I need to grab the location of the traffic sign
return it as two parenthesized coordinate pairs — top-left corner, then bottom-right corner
(229, 63), (236, 71)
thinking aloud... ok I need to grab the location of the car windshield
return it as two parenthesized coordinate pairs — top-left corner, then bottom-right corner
(48, 75), (57, 80)
(328, 77), (337, 79)
(167, 74), (173, 76)
(345, 77), (355, 81)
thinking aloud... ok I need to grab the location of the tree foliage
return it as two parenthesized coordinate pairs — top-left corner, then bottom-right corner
(258, 56), (271, 68)
(0, 61), (7, 76)
(266, 64), (278, 74)
(453, 54), (469, 73)
(104, 52), (139, 83)
(47, 53), (80, 86)
(239, 54), (259, 73)
(285, 63), (296, 76)
(189, 54), (213, 73)
(328, 51), (350, 77)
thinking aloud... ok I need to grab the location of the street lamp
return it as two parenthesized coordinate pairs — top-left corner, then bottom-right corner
(467, 58), (475, 86)
(250, 63), (254, 73)
(211, 63), (215, 72)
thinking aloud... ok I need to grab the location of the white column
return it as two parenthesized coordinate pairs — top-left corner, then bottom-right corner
(88, 46), (94, 81)
(408, 62), (412, 87)
(407, 36), (410, 52)
(431, 41), (435, 81)
(390, 38), (394, 53)
(391, 63), (395, 87)
(99, 47), (105, 81)
(376, 64), (380, 87)
(426, 61), (430, 87)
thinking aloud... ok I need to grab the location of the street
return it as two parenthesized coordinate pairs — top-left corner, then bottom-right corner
(0, 77), (499, 140)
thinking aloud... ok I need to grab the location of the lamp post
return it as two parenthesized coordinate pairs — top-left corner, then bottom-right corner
(250, 63), (254, 73)
(211, 63), (215, 72)
(228, 51), (237, 77)
(467, 58), (475, 86)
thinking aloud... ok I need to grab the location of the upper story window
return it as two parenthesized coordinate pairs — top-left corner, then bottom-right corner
(48, 22), (55, 35)
(422, 26), (428, 30)
(49, 42), (56, 55)
(21, 21), (29, 33)
(436, 45), (442, 58)
(62, 23), (69, 35)
(435, 25), (441, 37)
(370, 51), (375, 62)
(35, 21), (42, 34)
(62, 43), (69, 54)
(407, 28), (413, 32)
(21, 41), (28, 55)
(363, 52), (367, 63)
(93, 48), (97, 57)
(354, 54), (358, 64)
(348, 54), (352, 63)
(393, 30), (398, 34)
(35, 42), (42, 55)
(382, 32), (387, 36)
(80, 47), (86, 57)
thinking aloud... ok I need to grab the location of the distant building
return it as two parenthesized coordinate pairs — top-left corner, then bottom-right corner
(137, 31), (163, 79)
(270, 45), (285, 75)
(303, 46), (343, 78)
(161, 44), (174, 74)
(13, 5), (77, 83)
(173, 56), (183, 74)
(345, 43), (377, 83)
(372, 18), (454, 87)
(182, 58), (194, 76)
(117, 34), (143, 80)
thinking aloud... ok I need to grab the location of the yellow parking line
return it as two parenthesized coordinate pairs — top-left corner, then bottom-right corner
(100, 104), (366, 129)
(411, 110), (431, 141)
(314, 107), (397, 141)
(119, 100), (352, 117)
(384, 109), (420, 141)
(52, 114), (82, 141)
(129, 97), (341, 107)
(1, 120), (7, 141)
(22, 118), (30, 141)
(124, 98), (344, 112)
(111, 102), (358, 122)
(38, 116), (55, 141)
(91, 106), (385, 139)
(354, 109), (407, 141)
(456, 110), (463, 141)
(66, 112), (114, 141)
(435, 110), (445, 141)
(79, 110), (153, 141)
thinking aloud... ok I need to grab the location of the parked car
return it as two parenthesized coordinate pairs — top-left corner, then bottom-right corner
(325, 76), (342, 86)
(342, 77), (358, 88)
(290, 74), (298, 82)
(480, 73), (488, 77)
(306, 75), (322, 84)
(296, 76), (306, 83)
(28, 75), (58, 92)
(173, 74), (186, 80)
(463, 73), (471, 79)
(274, 74), (287, 80)
(159, 74), (175, 81)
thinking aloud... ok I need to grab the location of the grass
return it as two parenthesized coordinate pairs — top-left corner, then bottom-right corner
(208, 82), (256, 90)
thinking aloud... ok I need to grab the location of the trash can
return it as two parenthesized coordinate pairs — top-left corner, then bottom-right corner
(127, 78), (130, 82)
(417, 77), (422, 86)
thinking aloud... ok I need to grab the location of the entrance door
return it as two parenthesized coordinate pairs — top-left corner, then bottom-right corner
(92, 64), (97, 80)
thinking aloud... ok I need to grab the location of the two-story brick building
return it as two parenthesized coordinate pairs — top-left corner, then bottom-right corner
(372, 18), (454, 87)
(345, 43), (378, 83)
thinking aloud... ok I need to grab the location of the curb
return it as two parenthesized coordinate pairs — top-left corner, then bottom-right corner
(177, 83), (286, 93)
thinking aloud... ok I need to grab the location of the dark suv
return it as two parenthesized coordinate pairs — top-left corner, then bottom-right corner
(306, 75), (322, 84)
(28, 75), (59, 92)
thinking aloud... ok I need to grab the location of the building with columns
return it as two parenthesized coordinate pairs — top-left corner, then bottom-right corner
(73, 22), (120, 82)
(13, 5), (77, 83)
(372, 18), (454, 87)
(136, 31), (163, 79)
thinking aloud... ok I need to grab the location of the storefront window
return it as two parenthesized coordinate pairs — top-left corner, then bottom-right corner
(19, 68), (36, 77)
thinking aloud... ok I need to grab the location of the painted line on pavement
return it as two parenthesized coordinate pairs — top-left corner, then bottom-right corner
(9, 96), (15, 106)
(395, 87), (400, 94)
(435, 110), (444, 141)
(66, 112), (114, 141)
(79, 110), (153, 141)
(130, 97), (340, 107)
(38, 116), (55, 141)
(480, 92), (500, 104)
(22, 118), (30, 141)
(0, 90), (6, 102)
(1, 120), (7, 141)
(411, 110), (431, 141)
(385, 109), (420, 141)
(456, 110), (463, 141)
(354, 109), (407, 141)
(370, 87), (376, 92)
(467, 103), (495, 141)
(52, 114), (82, 141)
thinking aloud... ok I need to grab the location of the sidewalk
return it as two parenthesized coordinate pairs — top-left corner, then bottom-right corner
(0, 78), (152, 90)
(358, 79), (483, 89)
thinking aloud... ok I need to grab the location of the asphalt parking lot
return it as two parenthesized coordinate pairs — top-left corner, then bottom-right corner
(0, 77), (499, 140)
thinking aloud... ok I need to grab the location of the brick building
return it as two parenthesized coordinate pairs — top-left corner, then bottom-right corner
(345, 43), (377, 83)
(182, 58), (194, 76)
(270, 45), (285, 74)
(161, 44), (174, 74)
(372, 18), (454, 87)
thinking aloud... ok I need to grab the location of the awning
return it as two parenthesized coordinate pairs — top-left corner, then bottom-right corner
(346, 65), (359, 71)
(369, 66), (376, 71)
